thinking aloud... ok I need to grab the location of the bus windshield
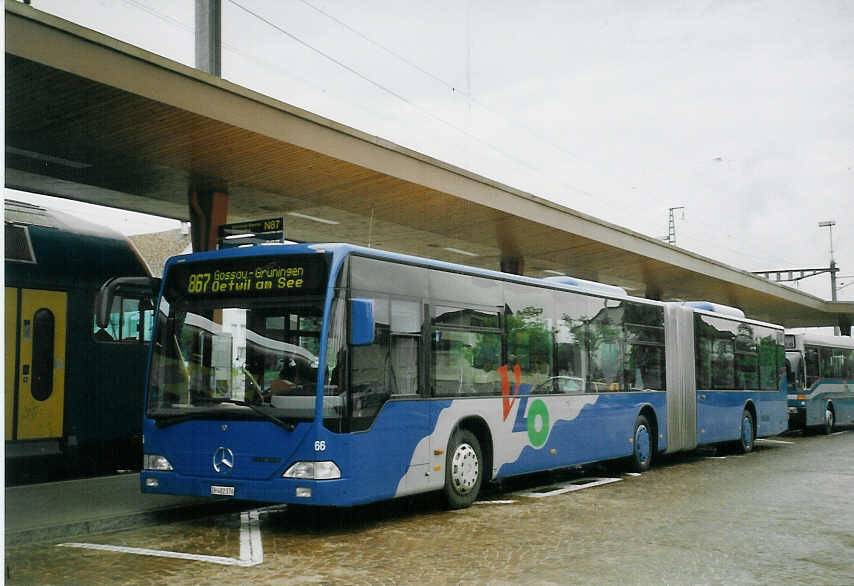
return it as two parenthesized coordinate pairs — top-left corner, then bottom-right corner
(147, 253), (336, 427)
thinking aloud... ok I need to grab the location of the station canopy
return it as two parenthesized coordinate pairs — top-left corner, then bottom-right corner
(5, 2), (852, 329)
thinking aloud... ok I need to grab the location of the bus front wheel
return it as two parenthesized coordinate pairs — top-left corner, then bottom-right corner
(443, 429), (482, 509)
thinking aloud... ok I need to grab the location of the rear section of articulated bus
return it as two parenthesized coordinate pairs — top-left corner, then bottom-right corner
(139, 245), (359, 505)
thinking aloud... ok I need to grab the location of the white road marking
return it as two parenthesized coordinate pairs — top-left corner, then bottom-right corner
(512, 477), (621, 498)
(474, 499), (517, 505)
(238, 510), (263, 566)
(59, 508), (264, 567)
(57, 542), (252, 566)
(756, 438), (795, 445)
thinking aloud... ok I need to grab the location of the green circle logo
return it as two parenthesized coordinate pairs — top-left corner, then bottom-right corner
(527, 399), (550, 447)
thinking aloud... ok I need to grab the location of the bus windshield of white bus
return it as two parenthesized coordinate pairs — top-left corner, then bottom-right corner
(147, 254), (336, 428)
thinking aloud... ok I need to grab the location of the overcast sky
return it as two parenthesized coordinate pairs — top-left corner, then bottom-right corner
(9, 0), (854, 301)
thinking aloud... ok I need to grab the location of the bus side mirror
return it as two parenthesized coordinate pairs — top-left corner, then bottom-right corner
(96, 276), (161, 329)
(350, 298), (375, 346)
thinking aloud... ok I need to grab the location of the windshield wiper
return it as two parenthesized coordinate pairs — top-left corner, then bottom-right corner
(194, 397), (296, 431)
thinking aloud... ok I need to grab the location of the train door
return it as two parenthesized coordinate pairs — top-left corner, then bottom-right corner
(4, 288), (68, 444)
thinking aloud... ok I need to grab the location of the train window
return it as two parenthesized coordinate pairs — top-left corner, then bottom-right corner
(5, 224), (36, 263)
(31, 308), (55, 401)
(93, 294), (153, 343)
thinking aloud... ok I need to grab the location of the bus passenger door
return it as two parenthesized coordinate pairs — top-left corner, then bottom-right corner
(5, 288), (68, 443)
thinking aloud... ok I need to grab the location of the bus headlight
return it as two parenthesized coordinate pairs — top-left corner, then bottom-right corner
(144, 454), (173, 471)
(283, 461), (341, 480)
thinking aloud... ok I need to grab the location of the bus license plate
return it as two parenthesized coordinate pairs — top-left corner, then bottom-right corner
(211, 485), (235, 496)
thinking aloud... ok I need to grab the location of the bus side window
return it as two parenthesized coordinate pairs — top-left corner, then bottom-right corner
(93, 294), (153, 343)
(804, 345), (820, 388)
(390, 298), (421, 396)
(350, 294), (391, 431)
(430, 306), (502, 397)
(504, 283), (553, 394)
(587, 298), (623, 392)
(623, 302), (666, 391)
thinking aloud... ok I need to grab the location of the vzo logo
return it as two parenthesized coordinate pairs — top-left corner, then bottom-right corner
(499, 365), (550, 448)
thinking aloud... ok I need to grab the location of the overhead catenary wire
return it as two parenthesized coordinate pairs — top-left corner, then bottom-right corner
(292, 0), (810, 270)
(117, 1), (836, 275)
(226, 0), (564, 188)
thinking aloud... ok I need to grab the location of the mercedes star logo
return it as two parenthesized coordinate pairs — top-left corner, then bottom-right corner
(213, 446), (234, 473)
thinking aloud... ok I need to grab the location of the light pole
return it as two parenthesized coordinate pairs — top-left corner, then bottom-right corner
(819, 220), (839, 334)
(818, 220), (838, 302)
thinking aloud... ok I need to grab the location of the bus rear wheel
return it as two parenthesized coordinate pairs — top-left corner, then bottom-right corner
(443, 429), (482, 509)
(631, 414), (653, 473)
(736, 409), (755, 454)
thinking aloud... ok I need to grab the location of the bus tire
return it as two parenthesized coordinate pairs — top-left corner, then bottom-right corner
(443, 429), (482, 509)
(736, 409), (755, 454)
(631, 414), (653, 473)
(822, 404), (835, 435)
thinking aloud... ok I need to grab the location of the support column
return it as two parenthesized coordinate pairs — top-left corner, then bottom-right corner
(500, 257), (525, 276)
(645, 286), (662, 301)
(188, 190), (228, 252)
(838, 314), (852, 337)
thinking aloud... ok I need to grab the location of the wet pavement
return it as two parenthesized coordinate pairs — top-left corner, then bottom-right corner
(5, 430), (854, 585)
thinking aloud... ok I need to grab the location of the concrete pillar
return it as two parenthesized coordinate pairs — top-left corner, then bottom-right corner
(500, 257), (525, 276)
(838, 314), (852, 337)
(188, 190), (228, 252)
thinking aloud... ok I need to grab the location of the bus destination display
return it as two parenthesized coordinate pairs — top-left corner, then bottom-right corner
(172, 255), (327, 298)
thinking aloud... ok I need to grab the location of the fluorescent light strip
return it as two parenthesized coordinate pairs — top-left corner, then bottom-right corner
(444, 247), (478, 257)
(287, 212), (339, 225)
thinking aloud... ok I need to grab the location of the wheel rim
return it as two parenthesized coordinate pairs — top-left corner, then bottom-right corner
(635, 424), (650, 465)
(450, 442), (479, 495)
(742, 414), (753, 449)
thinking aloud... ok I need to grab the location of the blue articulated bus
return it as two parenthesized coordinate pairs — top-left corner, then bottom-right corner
(785, 332), (854, 433)
(5, 200), (153, 484)
(107, 242), (787, 508)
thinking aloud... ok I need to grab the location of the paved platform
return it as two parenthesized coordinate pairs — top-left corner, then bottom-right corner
(4, 473), (248, 546)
